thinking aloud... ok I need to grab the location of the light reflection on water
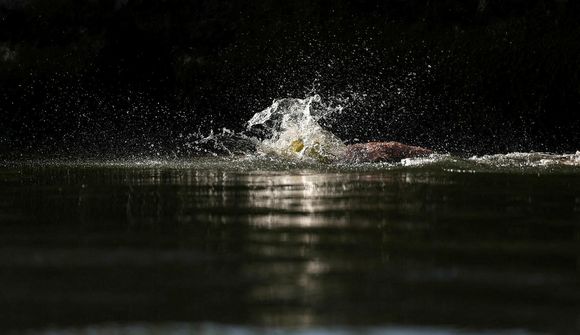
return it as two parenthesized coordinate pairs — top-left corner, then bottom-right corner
(0, 160), (579, 334)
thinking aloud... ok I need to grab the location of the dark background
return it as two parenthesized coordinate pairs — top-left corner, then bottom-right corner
(1, 0), (579, 157)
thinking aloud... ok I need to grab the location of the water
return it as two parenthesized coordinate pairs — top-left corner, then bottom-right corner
(245, 95), (347, 162)
(2, 97), (580, 334)
(1, 156), (579, 334)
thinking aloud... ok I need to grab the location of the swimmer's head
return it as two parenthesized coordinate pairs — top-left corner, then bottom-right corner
(290, 139), (305, 153)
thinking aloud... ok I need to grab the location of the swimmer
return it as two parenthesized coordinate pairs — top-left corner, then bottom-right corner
(342, 141), (433, 163)
(288, 139), (432, 163)
(248, 96), (433, 163)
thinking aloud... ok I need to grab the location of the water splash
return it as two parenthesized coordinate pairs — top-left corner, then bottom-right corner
(246, 95), (347, 162)
(469, 151), (580, 168)
(239, 95), (580, 169)
(184, 127), (257, 157)
(9, 94), (575, 171)
(398, 151), (580, 172)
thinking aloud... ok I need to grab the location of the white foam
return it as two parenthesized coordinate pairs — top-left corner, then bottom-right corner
(246, 95), (346, 162)
(469, 152), (580, 168)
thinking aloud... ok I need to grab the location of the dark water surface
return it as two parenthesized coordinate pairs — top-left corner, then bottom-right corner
(1, 157), (579, 334)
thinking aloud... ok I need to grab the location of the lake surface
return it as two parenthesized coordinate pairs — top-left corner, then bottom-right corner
(1, 156), (579, 334)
